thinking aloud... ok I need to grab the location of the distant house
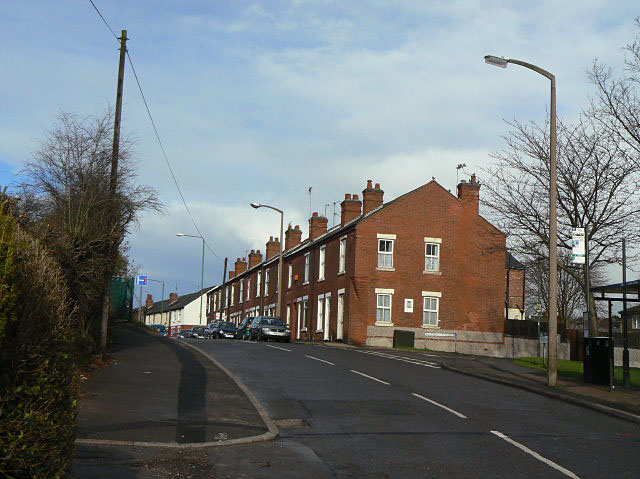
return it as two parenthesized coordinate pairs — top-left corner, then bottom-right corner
(144, 286), (216, 335)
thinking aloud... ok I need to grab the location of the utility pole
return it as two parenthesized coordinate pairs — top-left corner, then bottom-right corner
(622, 238), (630, 388)
(100, 30), (128, 356)
(220, 257), (228, 321)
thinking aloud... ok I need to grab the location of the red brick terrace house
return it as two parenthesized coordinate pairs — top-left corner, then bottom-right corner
(208, 176), (526, 357)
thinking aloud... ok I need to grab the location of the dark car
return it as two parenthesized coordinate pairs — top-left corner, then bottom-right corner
(213, 321), (237, 339)
(249, 316), (290, 342)
(190, 326), (207, 339)
(149, 324), (168, 336)
(236, 317), (254, 340)
(177, 329), (191, 338)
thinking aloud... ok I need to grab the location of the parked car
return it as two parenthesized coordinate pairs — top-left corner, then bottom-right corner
(176, 329), (191, 338)
(149, 324), (168, 336)
(190, 326), (207, 339)
(249, 316), (290, 342)
(213, 321), (237, 339)
(236, 317), (254, 340)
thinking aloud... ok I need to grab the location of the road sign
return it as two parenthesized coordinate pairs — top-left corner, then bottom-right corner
(135, 275), (148, 285)
(425, 332), (456, 338)
(572, 227), (585, 264)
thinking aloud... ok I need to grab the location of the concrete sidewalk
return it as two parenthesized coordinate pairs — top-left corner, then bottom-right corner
(74, 322), (275, 447)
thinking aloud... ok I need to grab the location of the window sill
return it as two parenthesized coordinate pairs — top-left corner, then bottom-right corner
(376, 267), (395, 272)
(423, 270), (442, 276)
(337, 271), (345, 276)
(421, 324), (440, 329)
(375, 322), (394, 327)
(318, 278), (325, 282)
(303, 281), (309, 286)
(301, 327), (308, 332)
(316, 329), (324, 333)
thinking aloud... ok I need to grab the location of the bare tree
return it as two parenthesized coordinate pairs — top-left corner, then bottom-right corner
(17, 110), (162, 350)
(482, 115), (640, 335)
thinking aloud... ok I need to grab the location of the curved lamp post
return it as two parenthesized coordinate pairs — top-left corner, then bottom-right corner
(484, 55), (558, 387)
(176, 233), (205, 325)
(250, 202), (284, 318)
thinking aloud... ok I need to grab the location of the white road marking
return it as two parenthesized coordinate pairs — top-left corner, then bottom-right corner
(355, 350), (440, 368)
(490, 431), (581, 479)
(305, 355), (335, 365)
(412, 393), (468, 419)
(266, 344), (292, 352)
(350, 370), (390, 385)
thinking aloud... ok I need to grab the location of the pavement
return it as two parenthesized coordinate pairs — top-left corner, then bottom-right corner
(73, 322), (639, 477)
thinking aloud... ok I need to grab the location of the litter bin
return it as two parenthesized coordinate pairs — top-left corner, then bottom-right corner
(583, 337), (611, 385)
(393, 329), (415, 348)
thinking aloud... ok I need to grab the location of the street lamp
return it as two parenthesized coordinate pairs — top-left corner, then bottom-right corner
(176, 233), (205, 325)
(485, 55), (559, 387)
(250, 202), (284, 318)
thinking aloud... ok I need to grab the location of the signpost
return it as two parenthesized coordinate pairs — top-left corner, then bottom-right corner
(571, 228), (585, 264)
(135, 275), (147, 323)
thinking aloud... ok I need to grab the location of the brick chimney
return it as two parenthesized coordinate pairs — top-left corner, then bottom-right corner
(229, 270), (236, 280)
(235, 257), (248, 274)
(285, 224), (303, 251)
(362, 180), (384, 215)
(146, 293), (154, 308)
(169, 292), (178, 304)
(266, 236), (280, 260)
(248, 249), (263, 269)
(309, 212), (328, 241)
(457, 174), (481, 215)
(340, 193), (362, 226)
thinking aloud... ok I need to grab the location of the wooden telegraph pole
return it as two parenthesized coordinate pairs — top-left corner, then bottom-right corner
(100, 30), (128, 356)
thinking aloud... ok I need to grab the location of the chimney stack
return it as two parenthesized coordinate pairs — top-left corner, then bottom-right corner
(309, 212), (328, 241)
(340, 193), (362, 226)
(285, 224), (303, 250)
(169, 292), (179, 304)
(229, 270), (236, 280)
(146, 293), (154, 308)
(266, 236), (280, 260)
(235, 257), (248, 274)
(457, 174), (481, 215)
(362, 180), (384, 215)
(248, 249), (263, 269)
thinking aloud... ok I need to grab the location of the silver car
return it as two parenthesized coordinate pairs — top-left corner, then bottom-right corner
(249, 316), (290, 342)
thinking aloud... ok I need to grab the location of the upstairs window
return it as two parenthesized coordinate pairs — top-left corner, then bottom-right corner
(378, 239), (394, 268)
(264, 269), (270, 296)
(239, 280), (244, 303)
(257, 270), (262, 296)
(246, 279), (251, 300)
(304, 253), (310, 283)
(318, 246), (326, 280)
(338, 236), (346, 274)
(288, 264), (293, 288)
(424, 238), (442, 273)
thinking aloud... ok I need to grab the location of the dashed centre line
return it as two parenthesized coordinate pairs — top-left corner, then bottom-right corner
(490, 431), (581, 479)
(305, 355), (335, 365)
(411, 393), (468, 419)
(266, 344), (292, 352)
(350, 370), (390, 385)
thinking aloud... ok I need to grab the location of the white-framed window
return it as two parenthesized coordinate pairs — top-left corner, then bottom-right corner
(230, 284), (235, 306)
(423, 297), (439, 326)
(256, 270), (261, 297)
(264, 269), (269, 296)
(239, 280), (244, 303)
(318, 246), (326, 280)
(304, 253), (310, 283)
(632, 316), (640, 330)
(424, 238), (441, 272)
(246, 279), (251, 300)
(288, 264), (293, 288)
(376, 293), (392, 323)
(225, 286), (230, 308)
(377, 236), (394, 269)
(338, 236), (346, 274)
(286, 304), (291, 325)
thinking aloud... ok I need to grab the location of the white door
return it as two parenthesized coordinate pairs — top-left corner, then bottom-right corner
(323, 296), (330, 340)
(337, 292), (344, 340)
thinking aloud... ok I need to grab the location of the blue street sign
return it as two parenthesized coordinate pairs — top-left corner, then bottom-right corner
(135, 275), (148, 285)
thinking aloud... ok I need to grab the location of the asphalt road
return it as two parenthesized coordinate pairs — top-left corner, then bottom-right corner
(187, 337), (639, 479)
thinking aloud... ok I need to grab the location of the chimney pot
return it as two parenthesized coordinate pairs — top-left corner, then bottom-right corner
(353, 194), (359, 200)
(367, 179), (373, 188)
(345, 193), (351, 200)
(362, 180), (384, 215)
(309, 212), (328, 241)
(266, 236), (280, 260)
(375, 183), (380, 189)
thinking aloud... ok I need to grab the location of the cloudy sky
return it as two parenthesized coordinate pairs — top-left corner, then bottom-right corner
(1, 1), (638, 304)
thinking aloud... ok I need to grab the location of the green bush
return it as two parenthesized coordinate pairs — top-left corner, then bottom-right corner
(0, 207), (78, 479)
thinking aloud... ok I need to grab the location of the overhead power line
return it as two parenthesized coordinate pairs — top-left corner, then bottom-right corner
(87, 0), (223, 262)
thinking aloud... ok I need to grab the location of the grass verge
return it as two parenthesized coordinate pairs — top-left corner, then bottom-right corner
(513, 357), (640, 388)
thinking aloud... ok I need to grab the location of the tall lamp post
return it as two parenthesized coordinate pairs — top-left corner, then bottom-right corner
(176, 233), (205, 324)
(484, 55), (558, 387)
(250, 202), (284, 317)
